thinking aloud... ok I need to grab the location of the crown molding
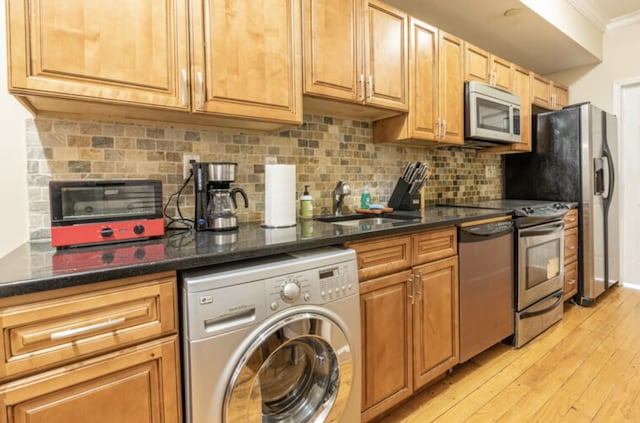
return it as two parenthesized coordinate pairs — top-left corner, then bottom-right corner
(607, 9), (640, 31)
(566, 0), (608, 32)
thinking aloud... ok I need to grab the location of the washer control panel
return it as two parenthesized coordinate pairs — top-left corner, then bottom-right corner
(265, 261), (357, 312)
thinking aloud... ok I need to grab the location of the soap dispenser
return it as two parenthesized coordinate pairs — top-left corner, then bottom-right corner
(300, 185), (314, 219)
(360, 184), (372, 209)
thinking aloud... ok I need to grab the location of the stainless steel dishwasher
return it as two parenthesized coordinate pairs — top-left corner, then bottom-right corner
(458, 218), (515, 362)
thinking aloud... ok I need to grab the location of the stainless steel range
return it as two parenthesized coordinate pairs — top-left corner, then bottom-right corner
(444, 200), (570, 347)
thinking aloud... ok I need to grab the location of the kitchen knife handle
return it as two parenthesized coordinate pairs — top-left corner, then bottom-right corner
(197, 71), (204, 108)
(181, 69), (187, 107)
(360, 74), (365, 102)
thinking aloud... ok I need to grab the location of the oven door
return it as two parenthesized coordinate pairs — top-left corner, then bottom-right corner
(517, 221), (565, 310)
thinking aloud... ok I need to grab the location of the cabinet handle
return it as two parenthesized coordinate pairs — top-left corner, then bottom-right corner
(551, 94), (557, 108)
(437, 118), (442, 139)
(197, 71), (204, 108)
(181, 69), (187, 107)
(368, 75), (373, 100)
(442, 120), (447, 139)
(50, 317), (126, 341)
(416, 272), (424, 297)
(568, 245), (577, 250)
(360, 74), (365, 102)
(568, 279), (576, 285)
(566, 217), (577, 222)
(408, 275), (415, 305)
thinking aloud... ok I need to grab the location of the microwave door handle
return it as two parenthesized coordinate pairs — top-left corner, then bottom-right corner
(519, 222), (564, 237)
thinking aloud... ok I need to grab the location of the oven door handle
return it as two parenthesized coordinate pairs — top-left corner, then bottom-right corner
(519, 222), (564, 237)
(520, 291), (563, 320)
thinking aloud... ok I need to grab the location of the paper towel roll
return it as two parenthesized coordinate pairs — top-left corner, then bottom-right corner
(264, 164), (296, 227)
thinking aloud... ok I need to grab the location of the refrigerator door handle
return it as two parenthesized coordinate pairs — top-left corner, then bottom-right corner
(601, 111), (615, 290)
(602, 149), (615, 202)
(594, 158), (605, 196)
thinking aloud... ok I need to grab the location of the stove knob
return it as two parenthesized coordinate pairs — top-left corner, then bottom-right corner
(133, 224), (145, 235)
(281, 281), (301, 302)
(100, 227), (114, 238)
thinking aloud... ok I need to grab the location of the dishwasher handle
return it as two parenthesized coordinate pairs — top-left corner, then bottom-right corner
(459, 220), (514, 243)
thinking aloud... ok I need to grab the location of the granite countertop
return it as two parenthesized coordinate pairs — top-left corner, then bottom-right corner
(0, 206), (511, 298)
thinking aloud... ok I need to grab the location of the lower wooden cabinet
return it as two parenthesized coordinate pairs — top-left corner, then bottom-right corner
(350, 227), (459, 422)
(0, 336), (181, 423)
(563, 209), (579, 301)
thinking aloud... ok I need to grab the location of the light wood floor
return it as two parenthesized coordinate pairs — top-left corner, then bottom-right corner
(378, 285), (640, 423)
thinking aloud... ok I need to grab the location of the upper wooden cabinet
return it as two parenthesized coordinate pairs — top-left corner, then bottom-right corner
(7, 0), (302, 131)
(191, 0), (302, 124)
(552, 82), (569, 109)
(302, 0), (408, 117)
(372, 19), (463, 146)
(7, 0), (189, 109)
(464, 43), (514, 91)
(531, 73), (568, 110)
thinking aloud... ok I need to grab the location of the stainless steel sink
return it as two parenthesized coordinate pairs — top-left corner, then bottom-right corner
(332, 217), (403, 227)
(315, 213), (417, 228)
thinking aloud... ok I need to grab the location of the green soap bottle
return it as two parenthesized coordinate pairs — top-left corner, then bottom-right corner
(300, 185), (314, 219)
(360, 184), (371, 209)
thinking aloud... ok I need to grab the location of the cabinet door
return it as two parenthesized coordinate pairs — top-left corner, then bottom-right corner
(492, 55), (514, 91)
(564, 260), (579, 301)
(303, 0), (362, 102)
(360, 271), (413, 421)
(191, 0), (302, 123)
(464, 43), (491, 83)
(438, 31), (464, 145)
(531, 73), (552, 108)
(412, 256), (459, 389)
(0, 336), (181, 423)
(409, 18), (439, 140)
(553, 83), (569, 109)
(7, 0), (189, 109)
(363, 0), (408, 111)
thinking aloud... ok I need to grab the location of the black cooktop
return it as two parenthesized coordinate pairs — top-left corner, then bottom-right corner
(443, 199), (570, 226)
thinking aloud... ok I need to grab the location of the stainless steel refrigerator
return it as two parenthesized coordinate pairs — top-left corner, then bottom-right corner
(505, 103), (620, 306)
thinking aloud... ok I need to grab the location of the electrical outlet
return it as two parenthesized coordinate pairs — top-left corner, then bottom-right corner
(484, 165), (497, 178)
(183, 154), (200, 179)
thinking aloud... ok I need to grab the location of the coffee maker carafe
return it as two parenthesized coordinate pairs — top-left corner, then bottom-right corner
(193, 162), (249, 231)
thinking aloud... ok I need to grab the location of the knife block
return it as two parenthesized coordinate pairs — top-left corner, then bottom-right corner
(388, 178), (421, 211)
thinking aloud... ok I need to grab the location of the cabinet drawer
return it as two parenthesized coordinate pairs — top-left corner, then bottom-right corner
(347, 235), (412, 281)
(412, 227), (457, 266)
(0, 273), (177, 381)
(564, 260), (578, 301)
(564, 227), (578, 262)
(563, 209), (578, 229)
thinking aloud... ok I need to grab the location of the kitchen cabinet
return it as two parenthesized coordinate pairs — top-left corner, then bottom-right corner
(372, 19), (464, 146)
(531, 73), (569, 110)
(348, 226), (459, 422)
(303, 0), (408, 119)
(563, 209), (579, 301)
(0, 272), (181, 422)
(6, 0), (301, 132)
(482, 65), (533, 154)
(464, 43), (514, 91)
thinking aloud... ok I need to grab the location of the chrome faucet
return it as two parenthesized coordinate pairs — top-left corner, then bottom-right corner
(333, 181), (351, 216)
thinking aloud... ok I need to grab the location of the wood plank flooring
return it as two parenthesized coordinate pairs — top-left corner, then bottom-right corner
(377, 285), (640, 423)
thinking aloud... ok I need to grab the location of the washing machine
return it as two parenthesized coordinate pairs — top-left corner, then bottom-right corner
(181, 247), (361, 423)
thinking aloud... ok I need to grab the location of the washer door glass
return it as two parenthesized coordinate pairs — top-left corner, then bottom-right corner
(224, 312), (353, 423)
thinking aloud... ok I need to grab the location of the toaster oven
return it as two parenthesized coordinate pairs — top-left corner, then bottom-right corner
(49, 180), (164, 248)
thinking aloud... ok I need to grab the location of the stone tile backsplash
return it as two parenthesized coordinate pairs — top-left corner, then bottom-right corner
(26, 114), (503, 240)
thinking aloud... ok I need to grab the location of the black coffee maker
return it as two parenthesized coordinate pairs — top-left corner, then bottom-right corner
(193, 162), (249, 231)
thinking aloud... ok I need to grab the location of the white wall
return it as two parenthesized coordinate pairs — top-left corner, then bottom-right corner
(0, 3), (30, 258)
(550, 20), (640, 288)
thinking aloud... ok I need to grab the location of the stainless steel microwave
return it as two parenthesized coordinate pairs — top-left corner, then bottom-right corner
(464, 81), (521, 146)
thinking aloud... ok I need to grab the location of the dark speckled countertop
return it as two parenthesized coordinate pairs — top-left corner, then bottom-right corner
(0, 206), (512, 298)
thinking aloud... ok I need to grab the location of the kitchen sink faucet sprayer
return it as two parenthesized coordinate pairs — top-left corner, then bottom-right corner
(333, 181), (351, 216)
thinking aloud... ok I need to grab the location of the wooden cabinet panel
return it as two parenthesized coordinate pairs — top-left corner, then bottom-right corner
(363, 0), (408, 111)
(464, 44), (491, 83)
(438, 31), (464, 145)
(409, 18), (439, 140)
(7, 0), (189, 109)
(553, 82), (569, 109)
(360, 271), (413, 420)
(564, 260), (579, 301)
(564, 227), (578, 262)
(412, 227), (457, 265)
(191, 0), (302, 123)
(531, 73), (553, 109)
(564, 209), (578, 229)
(347, 235), (411, 281)
(412, 256), (459, 389)
(303, 0), (361, 102)
(0, 336), (181, 423)
(492, 55), (514, 91)
(0, 274), (177, 382)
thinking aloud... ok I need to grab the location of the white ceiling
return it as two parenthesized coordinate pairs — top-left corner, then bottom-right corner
(384, 0), (640, 75)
